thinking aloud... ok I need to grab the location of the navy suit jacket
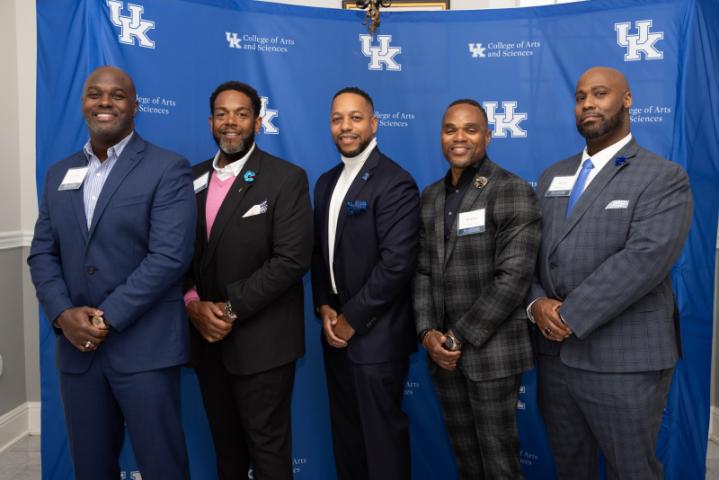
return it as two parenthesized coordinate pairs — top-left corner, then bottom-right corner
(28, 132), (197, 374)
(311, 147), (420, 364)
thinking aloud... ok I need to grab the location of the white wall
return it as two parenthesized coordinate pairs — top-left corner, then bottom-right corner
(0, 0), (39, 428)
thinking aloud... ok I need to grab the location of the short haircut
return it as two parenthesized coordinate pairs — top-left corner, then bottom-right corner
(209, 81), (262, 118)
(332, 86), (375, 112)
(447, 98), (489, 124)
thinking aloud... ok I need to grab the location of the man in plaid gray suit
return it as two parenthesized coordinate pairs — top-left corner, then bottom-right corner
(413, 99), (541, 478)
(527, 67), (693, 479)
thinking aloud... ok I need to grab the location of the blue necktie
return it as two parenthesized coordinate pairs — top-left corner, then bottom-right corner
(566, 158), (594, 218)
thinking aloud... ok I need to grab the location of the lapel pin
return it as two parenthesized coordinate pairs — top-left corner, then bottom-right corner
(243, 170), (256, 183)
(361, 172), (371, 181)
(473, 176), (489, 189)
(614, 156), (627, 167)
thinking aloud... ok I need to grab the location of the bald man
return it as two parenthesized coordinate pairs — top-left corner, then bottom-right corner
(526, 66), (692, 479)
(29, 66), (196, 478)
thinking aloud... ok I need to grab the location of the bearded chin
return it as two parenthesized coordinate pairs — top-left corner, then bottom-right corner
(335, 138), (372, 158)
(214, 131), (255, 160)
(577, 106), (626, 140)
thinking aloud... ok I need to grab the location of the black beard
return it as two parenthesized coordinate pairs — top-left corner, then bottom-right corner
(335, 137), (373, 158)
(577, 106), (626, 140)
(213, 130), (255, 162)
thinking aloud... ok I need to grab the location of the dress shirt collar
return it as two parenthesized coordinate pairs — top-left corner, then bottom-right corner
(83, 131), (134, 163)
(340, 137), (377, 169)
(212, 143), (256, 181)
(581, 133), (632, 172)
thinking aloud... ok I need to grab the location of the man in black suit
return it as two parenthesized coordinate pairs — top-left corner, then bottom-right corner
(311, 87), (420, 480)
(184, 81), (313, 480)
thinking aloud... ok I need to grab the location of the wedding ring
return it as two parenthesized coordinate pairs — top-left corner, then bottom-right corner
(544, 327), (552, 336)
(84, 340), (94, 349)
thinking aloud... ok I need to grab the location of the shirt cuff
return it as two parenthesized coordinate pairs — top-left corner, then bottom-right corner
(526, 299), (539, 324)
(557, 307), (569, 326)
(184, 287), (200, 306)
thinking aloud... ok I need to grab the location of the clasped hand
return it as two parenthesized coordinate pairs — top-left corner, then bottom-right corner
(531, 298), (572, 342)
(56, 306), (109, 352)
(186, 301), (234, 343)
(423, 329), (461, 371)
(319, 305), (355, 348)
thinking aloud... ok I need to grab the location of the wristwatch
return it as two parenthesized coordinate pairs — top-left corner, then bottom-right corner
(91, 315), (108, 329)
(442, 333), (462, 351)
(223, 301), (237, 323)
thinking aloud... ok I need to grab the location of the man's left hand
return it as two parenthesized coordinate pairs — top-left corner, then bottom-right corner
(335, 314), (355, 342)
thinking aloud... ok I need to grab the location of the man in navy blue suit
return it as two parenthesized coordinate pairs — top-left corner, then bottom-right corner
(28, 66), (196, 479)
(311, 87), (420, 480)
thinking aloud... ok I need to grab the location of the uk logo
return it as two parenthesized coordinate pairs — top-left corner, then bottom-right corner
(483, 101), (528, 138)
(260, 97), (279, 135)
(468, 43), (486, 58)
(615, 20), (664, 61)
(107, 1), (155, 49)
(359, 34), (402, 71)
(226, 32), (241, 49)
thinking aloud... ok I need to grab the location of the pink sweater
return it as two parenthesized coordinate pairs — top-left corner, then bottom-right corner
(184, 172), (235, 304)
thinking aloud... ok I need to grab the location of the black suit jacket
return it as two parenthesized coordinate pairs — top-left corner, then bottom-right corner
(187, 147), (313, 375)
(311, 147), (420, 364)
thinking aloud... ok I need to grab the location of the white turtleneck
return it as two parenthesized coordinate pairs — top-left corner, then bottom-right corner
(327, 137), (377, 294)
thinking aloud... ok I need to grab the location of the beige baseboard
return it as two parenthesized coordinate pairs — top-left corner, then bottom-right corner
(711, 406), (719, 444)
(0, 402), (41, 453)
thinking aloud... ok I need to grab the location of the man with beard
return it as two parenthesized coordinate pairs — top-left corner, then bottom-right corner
(184, 81), (313, 479)
(414, 99), (541, 479)
(527, 66), (693, 479)
(311, 87), (419, 480)
(28, 66), (196, 478)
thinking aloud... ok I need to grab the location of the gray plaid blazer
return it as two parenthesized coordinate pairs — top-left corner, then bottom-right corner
(528, 139), (693, 372)
(413, 157), (541, 382)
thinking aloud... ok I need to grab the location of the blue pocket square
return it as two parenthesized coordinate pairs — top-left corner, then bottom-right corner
(346, 200), (368, 216)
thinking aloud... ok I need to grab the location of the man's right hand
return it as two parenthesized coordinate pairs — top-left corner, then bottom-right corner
(55, 306), (109, 352)
(319, 305), (348, 349)
(423, 330), (461, 371)
(186, 301), (232, 343)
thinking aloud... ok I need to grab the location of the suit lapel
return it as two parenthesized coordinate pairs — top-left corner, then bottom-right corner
(433, 187), (446, 272)
(194, 162), (213, 242)
(444, 158), (494, 266)
(87, 133), (144, 241)
(320, 165), (343, 270)
(550, 141), (639, 255)
(544, 156), (580, 253)
(67, 153), (90, 242)
(202, 148), (262, 270)
(333, 148), (380, 255)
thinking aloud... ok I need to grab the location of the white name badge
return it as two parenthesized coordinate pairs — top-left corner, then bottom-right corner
(457, 208), (485, 236)
(193, 172), (209, 194)
(545, 176), (574, 197)
(58, 166), (88, 191)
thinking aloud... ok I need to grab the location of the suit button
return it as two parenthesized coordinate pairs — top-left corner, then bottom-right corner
(86, 266), (96, 275)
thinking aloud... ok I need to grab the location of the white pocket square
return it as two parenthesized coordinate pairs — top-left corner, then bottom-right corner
(605, 199), (629, 210)
(242, 200), (268, 218)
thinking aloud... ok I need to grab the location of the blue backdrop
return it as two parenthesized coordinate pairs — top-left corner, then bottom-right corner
(36, 0), (719, 478)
